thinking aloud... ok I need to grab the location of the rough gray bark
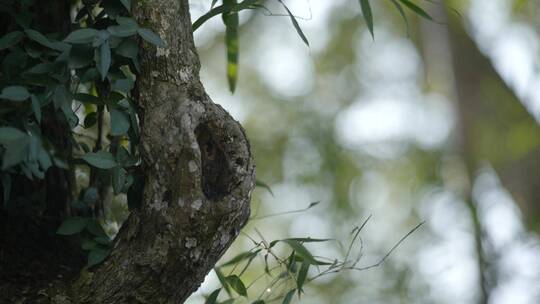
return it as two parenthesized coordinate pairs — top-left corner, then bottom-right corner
(71, 1), (255, 302)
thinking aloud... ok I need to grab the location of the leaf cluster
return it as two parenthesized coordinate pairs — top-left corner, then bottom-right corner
(0, 0), (162, 266)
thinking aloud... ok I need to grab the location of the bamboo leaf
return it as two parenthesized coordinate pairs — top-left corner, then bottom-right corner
(389, 0), (410, 35)
(255, 179), (274, 196)
(359, 0), (374, 38)
(205, 288), (221, 304)
(277, 0), (309, 46)
(223, 0), (239, 92)
(398, 0), (433, 21)
(225, 275), (247, 297)
(296, 260), (309, 295)
(282, 289), (295, 304)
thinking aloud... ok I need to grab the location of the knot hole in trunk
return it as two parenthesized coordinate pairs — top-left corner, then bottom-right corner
(195, 123), (231, 201)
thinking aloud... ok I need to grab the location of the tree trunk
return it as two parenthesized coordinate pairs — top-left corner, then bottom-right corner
(1, 1), (255, 303)
(71, 1), (255, 303)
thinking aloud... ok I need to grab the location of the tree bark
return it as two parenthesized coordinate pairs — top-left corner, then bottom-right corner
(70, 1), (255, 303)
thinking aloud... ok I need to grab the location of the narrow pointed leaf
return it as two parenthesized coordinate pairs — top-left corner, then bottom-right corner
(225, 275), (247, 297)
(282, 289), (295, 304)
(296, 260), (309, 295)
(278, 0), (309, 46)
(120, 0), (131, 11)
(398, 0), (433, 20)
(214, 267), (232, 296)
(99, 41), (111, 81)
(137, 28), (166, 48)
(255, 179), (274, 196)
(282, 240), (317, 264)
(223, 0), (239, 92)
(389, 0), (409, 35)
(205, 288), (221, 304)
(359, 0), (374, 38)
(30, 95), (42, 123)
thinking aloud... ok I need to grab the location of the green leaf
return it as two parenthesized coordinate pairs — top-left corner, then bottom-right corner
(24, 29), (57, 49)
(26, 63), (54, 74)
(389, 0), (409, 35)
(110, 108), (130, 135)
(84, 112), (98, 128)
(56, 217), (88, 235)
(82, 187), (99, 205)
(112, 166), (127, 194)
(0, 31), (23, 50)
(255, 179), (273, 196)
(60, 102), (79, 129)
(296, 260), (309, 294)
(117, 16), (138, 27)
(193, 5), (227, 31)
(37, 149), (52, 172)
(282, 240), (317, 264)
(252, 301), (265, 304)
(53, 85), (70, 109)
(64, 28), (99, 44)
(88, 248), (110, 267)
(115, 37), (138, 59)
(192, 0), (259, 31)
(398, 0), (433, 21)
(220, 250), (260, 267)
(2, 139), (29, 169)
(0, 86), (30, 101)
(359, 0), (374, 38)
(111, 78), (134, 92)
(93, 30), (110, 48)
(278, 0), (309, 46)
(283, 237), (332, 243)
(282, 289), (295, 304)
(94, 236), (110, 246)
(30, 95), (42, 123)
(137, 28), (166, 48)
(108, 24), (138, 38)
(223, 0), (239, 93)
(120, 0), (131, 11)
(99, 41), (111, 81)
(69, 44), (94, 69)
(81, 151), (118, 169)
(86, 219), (108, 237)
(74, 92), (101, 105)
(0, 127), (26, 144)
(225, 275), (247, 297)
(214, 267), (232, 296)
(205, 288), (221, 304)
(81, 239), (98, 250)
